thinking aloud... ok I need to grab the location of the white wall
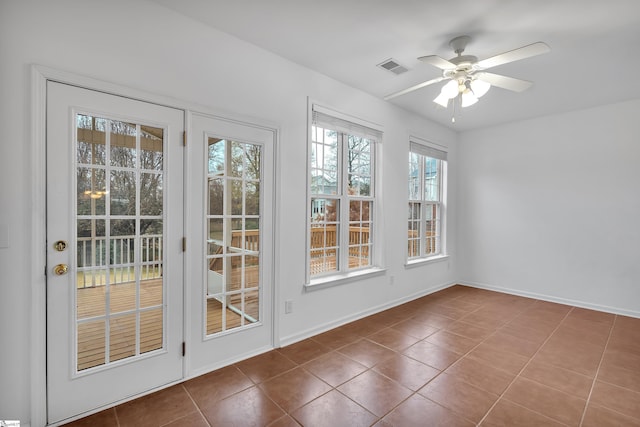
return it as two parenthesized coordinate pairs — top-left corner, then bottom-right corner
(458, 100), (640, 315)
(0, 1), (457, 423)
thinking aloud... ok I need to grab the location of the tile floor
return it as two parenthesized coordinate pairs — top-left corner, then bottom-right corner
(65, 285), (640, 426)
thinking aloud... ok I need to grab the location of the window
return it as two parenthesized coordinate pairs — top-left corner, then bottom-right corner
(308, 105), (381, 281)
(408, 141), (447, 260)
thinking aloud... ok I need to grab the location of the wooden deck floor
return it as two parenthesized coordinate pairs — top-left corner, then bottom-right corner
(76, 279), (259, 371)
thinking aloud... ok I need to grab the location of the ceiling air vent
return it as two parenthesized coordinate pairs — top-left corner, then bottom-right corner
(377, 58), (409, 75)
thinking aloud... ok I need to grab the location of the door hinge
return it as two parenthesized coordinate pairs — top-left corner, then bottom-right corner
(182, 131), (187, 147)
(182, 342), (186, 357)
(182, 237), (186, 252)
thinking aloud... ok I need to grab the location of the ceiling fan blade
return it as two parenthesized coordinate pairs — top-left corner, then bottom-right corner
(476, 72), (533, 92)
(475, 42), (550, 70)
(418, 55), (456, 70)
(384, 76), (447, 100)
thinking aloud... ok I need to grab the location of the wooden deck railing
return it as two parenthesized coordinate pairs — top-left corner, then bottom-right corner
(78, 226), (381, 287)
(77, 234), (162, 288)
(407, 230), (438, 256)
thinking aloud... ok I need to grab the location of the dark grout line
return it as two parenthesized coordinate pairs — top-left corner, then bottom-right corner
(179, 383), (212, 427)
(475, 305), (576, 425)
(578, 314), (616, 427)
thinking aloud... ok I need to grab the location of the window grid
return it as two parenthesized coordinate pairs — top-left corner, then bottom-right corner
(310, 125), (375, 277)
(205, 139), (261, 336)
(408, 151), (444, 260)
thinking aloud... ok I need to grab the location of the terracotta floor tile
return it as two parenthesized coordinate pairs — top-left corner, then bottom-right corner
(602, 348), (640, 373)
(183, 365), (253, 408)
(337, 338), (397, 368)
(483, 331), (542, 358)
(367, 327), (420, 351)
(544, 331), (606, 358)
(550, 322), (610, 348)
(582, 404), (640, 427)
(373, 353), (440, 391)
(534, 339), (603, 377)
(389, 318), (439, 340)
(520, 359), (593, 399)
(567, 307), (615, 324)
(589, 380), (640, 420)
(598, 360), (640, 392)
(201, 386), (284, 426)
(466, 343), (530, 375)
(377, 393), (474, 427)
(235, 350), (297, 384)
(445, 357), (516, 395)
(459, 311), (508, 330)
(607, 335), (640, 359)
(469, 305), (520, 323)
(311, 325), (360, 349)
(68, 287), (640, 427)
(480, 399), (566, 427)
(63, 408), (118, 427)
(258, 367), (332, 412)
(343, 317), (386, 337)
(410, 311), (456, 328)
(302, 351), (368, 387)
(162, 411), (210, 427)
(115, 385), (197, 427)
(374, 305), (416, 324)
(531, 300), (573, 316)
(445, 320), (495, 341)
(438, 297), (482, 312)
(291, 389), (377, 427)
(268, 414), (301, 427)
(563, 311), (614, 331)
(403, 340), (462, 370)
(337, 370), (412, 417)
(425, 330), (480, 354)
(614, 315), (640, 331)
(501, 320), (555, 344)
(352, 312), (398, 336)
(419, 372), (499, 423)
(503, 377), (586, 426)
(509, 311), (564, 333)
(277, 338), (331, 364)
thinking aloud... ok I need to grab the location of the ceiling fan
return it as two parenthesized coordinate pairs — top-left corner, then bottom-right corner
(384, 35), (550, 112)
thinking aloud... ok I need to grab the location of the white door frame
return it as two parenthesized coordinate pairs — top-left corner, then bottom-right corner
(30, 65), (281, 426)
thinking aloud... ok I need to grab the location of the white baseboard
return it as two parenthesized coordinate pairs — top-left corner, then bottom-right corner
(459, 280), (640, 319)
(277, 281), (456, 347)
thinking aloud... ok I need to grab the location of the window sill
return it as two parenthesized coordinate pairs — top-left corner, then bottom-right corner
(404, 254), (449, 269)
(305, 267), (387, 292)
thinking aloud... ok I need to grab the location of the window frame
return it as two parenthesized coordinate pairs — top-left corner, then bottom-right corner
(407, 139), (448, 265)
(305, 103), (384, 289)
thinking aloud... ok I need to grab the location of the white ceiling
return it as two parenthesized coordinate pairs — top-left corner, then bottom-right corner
(152, 0), (640, 131)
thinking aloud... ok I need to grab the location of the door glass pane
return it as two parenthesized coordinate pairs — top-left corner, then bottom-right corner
(140, 308), (163, 354)
(75, 114), (165, 372)
(77, 320), (105, 371)
(109, 313), (136, 362)
(77, 168), (106, 215)
(205, 139), (262, 336)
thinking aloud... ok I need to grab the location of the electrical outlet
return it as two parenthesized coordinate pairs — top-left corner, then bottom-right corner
(285, 300), (293, 314)
(389, 275), (395, 285)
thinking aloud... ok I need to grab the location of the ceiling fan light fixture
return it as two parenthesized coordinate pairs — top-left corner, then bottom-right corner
(433, 92), (450, 108)
(441, 79), (459, 99)
(470, 79), (491, 98)
(461, 89), (478, 107)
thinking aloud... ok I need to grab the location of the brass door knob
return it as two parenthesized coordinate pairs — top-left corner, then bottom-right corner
(53, 264), (68, 275)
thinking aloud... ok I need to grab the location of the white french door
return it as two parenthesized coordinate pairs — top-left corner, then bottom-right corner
(46, 82), (184, 424)
(187, 113), (275, 373)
